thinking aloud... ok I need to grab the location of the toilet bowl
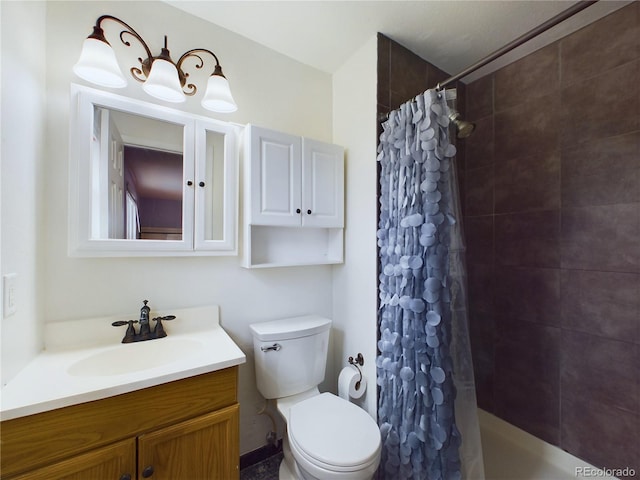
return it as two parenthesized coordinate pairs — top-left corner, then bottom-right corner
(283, 392), (381, 480)
(250, 316), (381, 480)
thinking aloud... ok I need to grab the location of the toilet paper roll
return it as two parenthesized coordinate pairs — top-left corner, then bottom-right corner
(338, 366), (366, 400)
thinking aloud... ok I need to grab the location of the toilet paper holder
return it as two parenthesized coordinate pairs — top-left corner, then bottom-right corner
(348, 353), (364, 390)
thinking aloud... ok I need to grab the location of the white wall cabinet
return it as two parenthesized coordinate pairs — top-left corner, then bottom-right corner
(243, 125), (344, 268)
(69, 85), (239, 257)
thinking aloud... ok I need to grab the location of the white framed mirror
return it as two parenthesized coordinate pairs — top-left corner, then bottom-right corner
(69, 84), (238, 256)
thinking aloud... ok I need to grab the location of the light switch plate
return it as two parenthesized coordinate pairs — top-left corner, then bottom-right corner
(3, 273), (17, 317)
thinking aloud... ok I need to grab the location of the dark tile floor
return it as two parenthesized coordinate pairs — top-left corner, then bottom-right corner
(239, 452), (283, 480)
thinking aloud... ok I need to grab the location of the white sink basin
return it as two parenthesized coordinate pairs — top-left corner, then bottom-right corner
(67, 337), (204, 377)
(1, 305), (247, 422)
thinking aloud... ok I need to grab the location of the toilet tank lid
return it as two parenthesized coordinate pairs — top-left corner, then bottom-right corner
(250, 315), (331, 341)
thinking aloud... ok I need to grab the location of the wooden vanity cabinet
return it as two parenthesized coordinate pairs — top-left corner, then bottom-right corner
(1, 367), (239, 480)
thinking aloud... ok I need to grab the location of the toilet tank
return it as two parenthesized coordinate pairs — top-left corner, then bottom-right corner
(250, 315), (331, 399)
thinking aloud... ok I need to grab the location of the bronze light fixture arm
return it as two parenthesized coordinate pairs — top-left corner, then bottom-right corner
(91, 17), (225, 95)
(91, 15), (155, 82)
(176, 48), (227, 97)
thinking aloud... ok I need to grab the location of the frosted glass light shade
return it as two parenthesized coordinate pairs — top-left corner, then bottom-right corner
(201, 74), (237, 113)
(142, 59), (186, 103)
(73, 38), (127, 88)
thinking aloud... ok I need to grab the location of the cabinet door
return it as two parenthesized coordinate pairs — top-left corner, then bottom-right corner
(138, 404), (240, 480)
(70, 85), (196, 255)
(12, 438), (135, 480)
(248, 125), (302, 226)
(194, 119), (238, 253)
(302, 138), (344, 228)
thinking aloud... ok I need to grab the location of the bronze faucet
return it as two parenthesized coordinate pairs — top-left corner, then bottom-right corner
(111, 300), (176, 343)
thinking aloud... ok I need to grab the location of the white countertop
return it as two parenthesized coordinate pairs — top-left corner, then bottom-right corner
(0, 305), (246, 421)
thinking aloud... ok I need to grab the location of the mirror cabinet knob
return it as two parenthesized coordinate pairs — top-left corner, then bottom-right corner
(199, 181), (206, 187)
(296, 208), (301, 214)
(307, 209), (312, 215)
(187, 180), (193, 186)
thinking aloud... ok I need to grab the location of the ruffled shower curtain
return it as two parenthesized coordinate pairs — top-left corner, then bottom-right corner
(376, 89), (484, 479)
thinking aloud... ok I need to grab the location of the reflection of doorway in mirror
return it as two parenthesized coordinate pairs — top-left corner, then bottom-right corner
(124, 146), (183, 240)
(108, 132), (124, 239)
(92, 108), (126, 239)
(125, 191), (139, 239)
(97, 106), (185, 241)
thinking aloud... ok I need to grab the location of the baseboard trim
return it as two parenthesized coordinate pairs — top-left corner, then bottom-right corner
(240, 440), (283, 470)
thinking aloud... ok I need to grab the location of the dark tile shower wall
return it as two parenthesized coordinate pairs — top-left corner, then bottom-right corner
(377, 33), (467, 208)
(464, 2), (640, 472)
(377, 34), (452, 118)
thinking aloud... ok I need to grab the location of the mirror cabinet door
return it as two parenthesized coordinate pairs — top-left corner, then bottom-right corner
(69, 85), (237, 256)
(94, 107), (187, 242)
(194, 120), (237, 252)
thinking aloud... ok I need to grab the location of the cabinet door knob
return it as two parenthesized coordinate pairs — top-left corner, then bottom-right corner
(142, 466), (154, 478)
(119, 475), (132, 480)
(307, 209), (312, 215)
(199, 181), (206, 187)
(187, 180), (193, 186)
(296, 208), (301, 214)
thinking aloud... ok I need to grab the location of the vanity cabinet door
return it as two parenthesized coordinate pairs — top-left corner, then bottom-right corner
(137, 404), (239, 480)
(11, 438), (135, 480)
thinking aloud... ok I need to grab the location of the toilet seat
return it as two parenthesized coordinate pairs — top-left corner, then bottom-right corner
(288, 393), (381, 473)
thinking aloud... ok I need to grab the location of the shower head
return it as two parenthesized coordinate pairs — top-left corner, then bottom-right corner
(448, 110), (475, 139)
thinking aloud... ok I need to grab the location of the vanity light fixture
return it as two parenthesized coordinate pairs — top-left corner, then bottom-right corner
(73, 15), (237, 113)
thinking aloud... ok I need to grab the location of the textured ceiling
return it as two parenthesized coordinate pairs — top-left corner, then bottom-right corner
(164, 0), (629, 82)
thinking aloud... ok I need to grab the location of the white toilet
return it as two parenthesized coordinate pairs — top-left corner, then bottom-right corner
(250, 315), (381, 480)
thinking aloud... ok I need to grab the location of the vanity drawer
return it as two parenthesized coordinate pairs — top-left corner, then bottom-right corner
(1, 367), (237, 478)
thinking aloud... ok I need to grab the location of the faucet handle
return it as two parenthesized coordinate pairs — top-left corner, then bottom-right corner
(112, 320), (138, 343)
(151, 315), (175, 339)
(111, 320), (138, 327)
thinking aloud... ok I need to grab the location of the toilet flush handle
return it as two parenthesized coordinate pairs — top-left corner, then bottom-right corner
(261, 343), (282, 352)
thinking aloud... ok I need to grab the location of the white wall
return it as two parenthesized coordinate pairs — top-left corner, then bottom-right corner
(0, 1), (47, 386)
(331, 36), (378, 418)
(1, 0), (335, 455)
(2, 0), (383, 457)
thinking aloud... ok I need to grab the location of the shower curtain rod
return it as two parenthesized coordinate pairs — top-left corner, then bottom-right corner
(435, 0), (598, 89)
